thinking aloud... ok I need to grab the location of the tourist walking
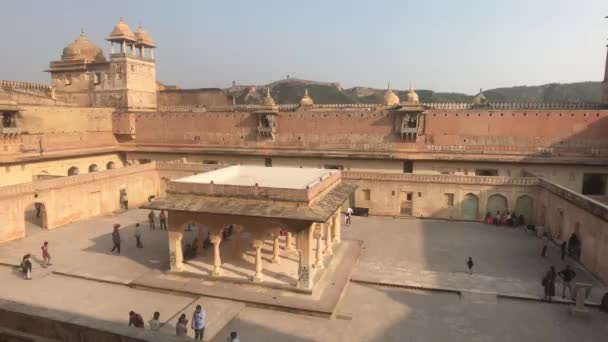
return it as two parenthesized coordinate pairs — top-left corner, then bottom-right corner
(541, 233), (549, 257)
(159, 210), (167, 230)
(128, 311), (144, 328)
(227, 331), (240, 342)
(560, 241), (567, 261)
(148, 311), (164, 331)
(148, 210), (156, 230)
(466, 257), (474, 275)
(21, 254), (32, 280)
(111, 224), (121, 254)
(176, 313), (188, 336)
(542, 266), (556, 300)
(558, 265), (576, 300)
(345, 207), (353, 227)
(41, 241), (51, 267)
(135, 223), (143, 248)
(191, 304), (206, 340)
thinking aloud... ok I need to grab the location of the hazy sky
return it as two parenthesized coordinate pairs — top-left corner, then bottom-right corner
(1, 0), (606, 94)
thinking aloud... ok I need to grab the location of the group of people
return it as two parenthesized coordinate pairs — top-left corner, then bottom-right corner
(484, 211), (524, 227)
(148, 210), (168, 230)
(128, 304), (241, 340)
(19, 241), (52, 280)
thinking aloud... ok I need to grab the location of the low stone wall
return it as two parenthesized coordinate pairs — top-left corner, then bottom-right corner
(0, 163), (161, 243)
(0, 299), (187, 342)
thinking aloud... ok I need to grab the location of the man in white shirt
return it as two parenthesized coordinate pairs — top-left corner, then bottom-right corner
(345, 207), (354, 227)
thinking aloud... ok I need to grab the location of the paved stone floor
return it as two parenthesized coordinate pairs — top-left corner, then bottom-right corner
(1, 211), (607, 341)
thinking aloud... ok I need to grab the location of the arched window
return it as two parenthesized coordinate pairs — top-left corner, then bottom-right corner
(106, 161), (116, 170)
(67, 166), (79, 176)
(88, 164), (99, 172)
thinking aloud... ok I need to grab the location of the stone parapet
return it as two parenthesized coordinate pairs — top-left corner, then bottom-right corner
(0, 80), (52, 98)
(342, 171), (540, 186)
(423, 102), (603, 110)
(0, 162), (157, 199)
(536, 176), (608, 222)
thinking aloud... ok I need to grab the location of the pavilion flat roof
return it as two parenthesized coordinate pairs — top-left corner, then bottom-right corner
(142, 182), (356, 222)
(173, 165), (333, 189)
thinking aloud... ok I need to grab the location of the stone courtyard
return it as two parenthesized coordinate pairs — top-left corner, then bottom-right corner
(0, 210), (607, 341)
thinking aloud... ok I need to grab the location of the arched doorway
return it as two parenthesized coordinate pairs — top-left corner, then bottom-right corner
(88, 164), (99, 172)
(461, 193), (479, 221)
(24, 202), (48, 236)
(514, 195), (534, 225)
(67, 166), (79, 176)
(486, 194), (508, 215)
(106, 161), (116, 170)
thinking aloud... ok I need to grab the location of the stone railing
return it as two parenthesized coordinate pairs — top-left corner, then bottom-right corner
(157, 105), (207, 112)
(0, 162), (157, 199)
(0, 80), (52, 98)
(534, 176), (608, 222)
(342, 171), (540, 186)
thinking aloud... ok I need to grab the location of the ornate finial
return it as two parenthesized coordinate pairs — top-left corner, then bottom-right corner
(480, 88), (483, 94)
(409, 81), (414, 91)
(80, 28), (86, 38)
(387, 82), (391, 90)
(119, 16), (125, 22)
(266, 87), (271, 97)
(305, 88), (309, 96)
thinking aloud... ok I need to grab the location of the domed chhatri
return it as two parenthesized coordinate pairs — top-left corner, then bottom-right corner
(383, 83), (400, 106)
(262, 87), (277, 108)
(107, 17), (136, 41)
(61, 30), (106, 62)
(405, 82), (419, 103)
(135, 25), (155, 47)
(300, 88), (314, 106)
(472, 88), (489, 106)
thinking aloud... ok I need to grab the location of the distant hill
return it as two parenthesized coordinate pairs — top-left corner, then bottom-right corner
(225, 79), (603, 105)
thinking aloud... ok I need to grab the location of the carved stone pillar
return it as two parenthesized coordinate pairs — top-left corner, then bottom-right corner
(252, 239), (264, 282)
(333, 212), (341, 243)
(210, 234), (222, 276)
(297, 225), (313, 289)
(272, 235), (281, 264)
(314, 224), (324, 269)
(324, 221), (333, 256)
(285, 232), (294, 251)
(168, 230), (183, 271)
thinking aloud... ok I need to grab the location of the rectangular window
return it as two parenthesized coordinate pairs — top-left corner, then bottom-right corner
(324, 164), (344, 170)
(444, 193), (454, 206)
(93, 73), (101, 84)
(582, 173), (607, 195)
(363, 189), (371, 201)
(403, 160), (413, 173)
(202, 160), (218, 165)
(265, 158), (272, 167)
(476, 169), (498, 176)
(407, 193), (413, 201)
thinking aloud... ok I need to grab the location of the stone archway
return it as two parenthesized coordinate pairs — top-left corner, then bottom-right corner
(514, 195), (534, 225)
(461, 193), (479, 221)
(486, 194), (508, 215)
(106, 161), (116, 170)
